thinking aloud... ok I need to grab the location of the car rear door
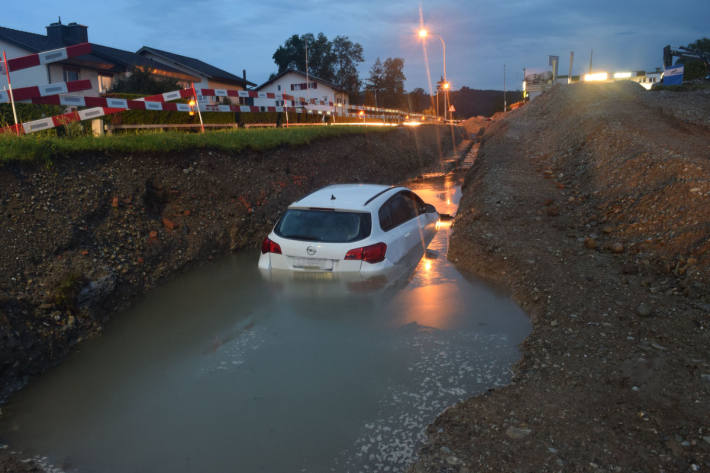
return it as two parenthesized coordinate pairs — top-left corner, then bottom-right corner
(378, 192), (419, 263)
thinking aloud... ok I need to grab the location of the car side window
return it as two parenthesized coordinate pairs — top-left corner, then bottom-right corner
(379, 192), (418, 231)
(404, 191), (426, 215)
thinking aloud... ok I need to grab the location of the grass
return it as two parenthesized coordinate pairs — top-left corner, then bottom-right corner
(0, 125), (394, 164)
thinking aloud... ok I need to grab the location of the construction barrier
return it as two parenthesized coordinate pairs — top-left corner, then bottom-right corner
(0, 79), (92, 103)
(1, 43), (91, 73)
(1, 43), (438, 134)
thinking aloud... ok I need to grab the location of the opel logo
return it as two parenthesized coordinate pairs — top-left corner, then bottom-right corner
(306, 246), (317, 256)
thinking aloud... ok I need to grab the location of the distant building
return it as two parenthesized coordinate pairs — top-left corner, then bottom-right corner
(629, 71), (663, 90)
(0, 20), (196, 96)
(137, 46), (255, 104)
(256, 69), (349, 113)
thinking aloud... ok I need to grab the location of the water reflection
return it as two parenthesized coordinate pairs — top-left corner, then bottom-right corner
(0, 171), (530, 473)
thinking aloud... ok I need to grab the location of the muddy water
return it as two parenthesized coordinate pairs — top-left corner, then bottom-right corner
(0, 172), (530, 473)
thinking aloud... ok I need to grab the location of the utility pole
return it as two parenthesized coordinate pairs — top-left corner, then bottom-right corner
(305, 40), (309, 101)
(569, 51), (574, 83)
(589, 49), (593, 74)
(503, 64), (507, 112)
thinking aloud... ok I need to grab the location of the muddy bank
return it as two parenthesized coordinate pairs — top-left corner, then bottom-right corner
(0, 125), (465, 406)
(412, 83), (710, 472)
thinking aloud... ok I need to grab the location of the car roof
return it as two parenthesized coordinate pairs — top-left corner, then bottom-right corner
(289, 184), (404, 212)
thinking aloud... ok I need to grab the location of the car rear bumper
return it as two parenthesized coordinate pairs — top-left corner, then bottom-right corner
(258, 252), (394, 274)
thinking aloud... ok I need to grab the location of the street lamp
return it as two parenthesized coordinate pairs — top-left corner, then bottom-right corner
(418, 28), (449, 121)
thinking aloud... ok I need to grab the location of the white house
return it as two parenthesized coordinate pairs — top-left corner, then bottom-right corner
(630, 71), (663, 90)
(255, 69), (349, 114)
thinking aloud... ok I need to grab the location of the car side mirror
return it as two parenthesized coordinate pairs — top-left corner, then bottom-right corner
(421, 203), (437, 214)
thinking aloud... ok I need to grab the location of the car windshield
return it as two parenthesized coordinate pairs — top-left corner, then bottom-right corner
(275, 209), (372, 243)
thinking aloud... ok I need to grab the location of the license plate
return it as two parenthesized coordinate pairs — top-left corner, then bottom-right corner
(293, 271), (335, 280)
(291, 258), (334, 270)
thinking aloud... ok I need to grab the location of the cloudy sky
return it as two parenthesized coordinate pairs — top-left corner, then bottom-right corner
(4, 0), (709, 92)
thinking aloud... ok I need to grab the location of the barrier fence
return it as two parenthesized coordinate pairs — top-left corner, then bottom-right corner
(1, 44), (438, 135)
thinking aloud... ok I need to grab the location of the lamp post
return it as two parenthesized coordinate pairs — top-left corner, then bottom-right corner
(419, 29), (448, 121)
(442, 80), (450, 122)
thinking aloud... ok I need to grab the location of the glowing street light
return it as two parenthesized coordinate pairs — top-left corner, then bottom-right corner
(418, 28), (449, 120)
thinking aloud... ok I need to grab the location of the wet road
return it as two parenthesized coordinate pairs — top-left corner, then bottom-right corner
(0, 172), (530, 473)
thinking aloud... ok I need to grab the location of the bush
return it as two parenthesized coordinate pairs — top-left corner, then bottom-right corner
(1, 103), (64, 127)
(109, 68), (181, 95)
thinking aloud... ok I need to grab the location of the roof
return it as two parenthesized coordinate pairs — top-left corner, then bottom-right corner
(290, 184), (400, 211)
(137, 46), (255, 87)
(256, 69), (346, 93)
(0, 24), (195, 79)
(0, 25), (55, 52)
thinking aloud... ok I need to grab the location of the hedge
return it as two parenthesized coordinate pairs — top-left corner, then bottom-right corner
(1, 103), (64, 127)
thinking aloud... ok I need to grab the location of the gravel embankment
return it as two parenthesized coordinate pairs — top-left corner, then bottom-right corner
(411, 82), (710, 472)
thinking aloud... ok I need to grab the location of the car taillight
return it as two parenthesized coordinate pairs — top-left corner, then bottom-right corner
(261, 237), (282, 255)
(344, 242), (387, 264)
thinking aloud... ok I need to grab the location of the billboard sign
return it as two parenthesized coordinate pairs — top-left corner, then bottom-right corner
(663, 65), (684, 85)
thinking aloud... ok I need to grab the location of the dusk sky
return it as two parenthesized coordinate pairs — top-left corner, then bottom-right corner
(4, 0), (709, 92)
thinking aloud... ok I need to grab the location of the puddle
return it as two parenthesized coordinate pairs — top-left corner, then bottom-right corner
(0, 171), (530, 473)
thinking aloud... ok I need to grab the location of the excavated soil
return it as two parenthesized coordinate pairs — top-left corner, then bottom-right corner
(411, 82), (710, 472)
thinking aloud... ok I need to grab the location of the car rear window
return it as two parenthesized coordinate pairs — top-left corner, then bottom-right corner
(275, 209), (372, 243)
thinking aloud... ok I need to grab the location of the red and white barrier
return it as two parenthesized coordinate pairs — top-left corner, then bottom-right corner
(0, 43), (91, 73)
(194, 87), (336, 107)
(0, 79), (92, 103)
(29, 88), (195, 109)
(0, 87), (196, 135)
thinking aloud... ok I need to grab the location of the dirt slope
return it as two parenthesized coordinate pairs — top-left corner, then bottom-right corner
(411, 82), (710, 472)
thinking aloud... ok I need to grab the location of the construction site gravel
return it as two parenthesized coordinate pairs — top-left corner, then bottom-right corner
(410, 82), (710, 472)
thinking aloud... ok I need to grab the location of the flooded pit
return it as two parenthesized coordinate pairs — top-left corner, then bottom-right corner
(0, 171), (530, 473)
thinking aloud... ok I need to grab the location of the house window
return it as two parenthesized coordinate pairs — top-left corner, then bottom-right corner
(63, 66), (80, 82)
(277, 85), (281, 91)
(98, 74), (113, 93)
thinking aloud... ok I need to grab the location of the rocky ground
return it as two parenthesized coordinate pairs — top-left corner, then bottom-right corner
(0, 125), (464, 466)
(410, 82), (710, 472)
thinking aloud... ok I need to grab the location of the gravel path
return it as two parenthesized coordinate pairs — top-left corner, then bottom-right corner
(411, 82), (710, 472)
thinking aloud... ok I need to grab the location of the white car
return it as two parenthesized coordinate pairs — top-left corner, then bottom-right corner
(258, 184), (439, 274)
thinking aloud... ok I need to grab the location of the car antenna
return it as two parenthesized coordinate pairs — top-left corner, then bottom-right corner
(331, 194), (336, 200)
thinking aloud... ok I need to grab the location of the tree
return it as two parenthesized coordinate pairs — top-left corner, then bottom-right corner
(333, 35), (364, 96)
(381, 58), (406, 108)
(272, 33), (335, 82)
(109, 68), (181, 95)
(687, 37), (710, 53)
(364, 58), (384, 106)
(449, 86), (524, 118)
(407, 88), (430, 113)
(272, 33), (364, 92)
(675, 37), (710, 81)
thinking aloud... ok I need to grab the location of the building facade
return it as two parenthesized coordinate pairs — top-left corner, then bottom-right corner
(256, 70), (349, 114)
